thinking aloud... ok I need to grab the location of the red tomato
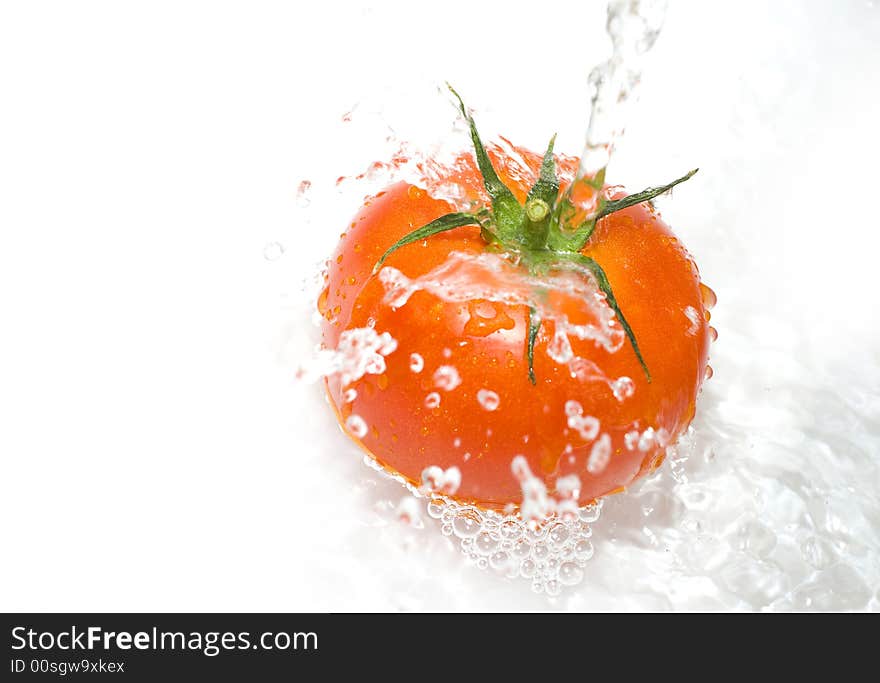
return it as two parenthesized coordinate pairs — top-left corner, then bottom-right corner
(319, 125), (713, 511)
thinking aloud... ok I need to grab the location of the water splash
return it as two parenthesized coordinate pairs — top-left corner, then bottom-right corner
(575, 0), (669, 184)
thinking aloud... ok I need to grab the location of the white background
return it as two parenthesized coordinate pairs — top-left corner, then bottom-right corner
(1, 0), (878, 611)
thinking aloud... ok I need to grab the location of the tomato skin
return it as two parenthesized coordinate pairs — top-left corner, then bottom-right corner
(320, 150), (711, 509)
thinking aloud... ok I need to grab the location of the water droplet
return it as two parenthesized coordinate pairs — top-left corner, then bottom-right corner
(569, 413), (600, 441)
(409, 353), (424, 373)
(475, 531), (498, 555)
(397, 496), (423, 527)
(520, 558), (537, 578)
(424, 392), (441, 409)
(433, 365), (462, 391)
(452, 509), (482, 538)
(296, 180), (312, 208)
(345, 414), (367, 438)
(587, 434), (612, 473)
(477, 389), (500, 411)
(426, 499), (445, 519)
(704, 365), (714, 380)
(343, 388), (357, 403)
(574, 539), (595, 560)
(699, 282), (717, 309)
(263, 241), (285, 261)
(610, 376), (634, 401)
(490, 550), (512, 570)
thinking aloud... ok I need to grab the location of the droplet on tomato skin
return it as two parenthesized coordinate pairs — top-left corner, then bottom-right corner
(317, 287), (330, 315)
(377, 374), (389, 390)
(565, 400), (583, 417)
(424, 392), (441, 409)
(638, 427), (657, 452)
(610, 376), (635, 402)
(555, 474), (582, 500)
(709, 326), (719, 342)
(624, 429), (640, 451)
(587, 434), (612, 474)
(699, 282), (717, 309)
(442, 347), (452, 359)
(343, 388), (357, 403)
(477, 389), (500, 411)
(345, 414), (368, 438)
(433, 365), (462, 391)
(409, 353), (424, 373)
(568, 413), (600, 442)
(704, 364), (714, 380)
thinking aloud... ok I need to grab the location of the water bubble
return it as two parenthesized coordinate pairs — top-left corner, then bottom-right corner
(433, 365), (462, 391)
(440, 523), (453, 536)
(548, 523), (571, 547)
(426, 499), (445, 519)
(409, 353), (424, 373)
(263, 241), (285, 261)
(475, 531), (499, 555)
(345, 414), (368, 438)
(579, 503), (602, 523)
(490, 550), (512, 570)
(424, 392), (441, 409)
(513, 540), (531, 558)
(520, 559), (537, 578)
(500, 519), (523, 540)
(574, 539), (595, 560)
(477, 389), (500, 411)
(452, 509), (482, 538)
(545, 579), (562, 597)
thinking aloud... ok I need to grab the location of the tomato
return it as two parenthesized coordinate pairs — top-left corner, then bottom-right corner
(319, 94), (713, 511)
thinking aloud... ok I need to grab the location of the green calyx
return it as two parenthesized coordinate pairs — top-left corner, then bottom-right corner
(372, 85), (699, 384)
